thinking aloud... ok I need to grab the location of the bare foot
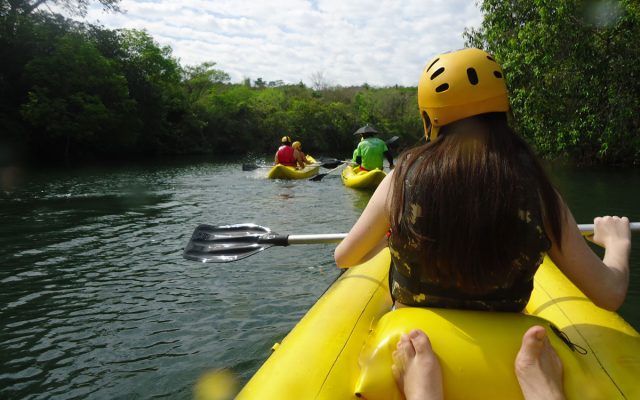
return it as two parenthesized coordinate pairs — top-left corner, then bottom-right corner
(515, 325), (565, 400)
(391, 329), (443, 400)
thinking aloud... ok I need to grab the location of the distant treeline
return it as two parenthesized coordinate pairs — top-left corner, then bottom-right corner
(0, 9), (421, 166)
(1, 1), (639, 166)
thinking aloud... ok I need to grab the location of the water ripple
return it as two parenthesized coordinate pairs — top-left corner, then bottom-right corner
(1, 160), (638, 400)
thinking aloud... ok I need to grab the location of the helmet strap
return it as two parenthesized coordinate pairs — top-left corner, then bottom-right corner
(422, 111), (433, 143)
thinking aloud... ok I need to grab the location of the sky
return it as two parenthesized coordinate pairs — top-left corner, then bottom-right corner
(58, 0), (484, 87)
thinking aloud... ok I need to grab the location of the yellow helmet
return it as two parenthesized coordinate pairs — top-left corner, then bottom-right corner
(281, 136), (292, 144)
(418, 48), (509, 141)
(292, 141), (302, 150)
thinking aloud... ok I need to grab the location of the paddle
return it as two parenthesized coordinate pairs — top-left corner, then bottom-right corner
(243, 160), (340, 171)
(579, 222), (640, 237)
(309, 161), (348, 181)
(385, 135), (400, 148)
(183, 224), (347, 263)
(318, 158), (349, 169)
(184, 222), (639, 263)
(242, 163), (270, 171)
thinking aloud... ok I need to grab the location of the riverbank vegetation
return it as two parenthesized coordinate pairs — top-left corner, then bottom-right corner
(1, 0), (638, 166)
(465, 0), (639, 165)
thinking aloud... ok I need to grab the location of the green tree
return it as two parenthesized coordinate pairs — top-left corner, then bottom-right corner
(198, 84), (258, 153)
(465, 0), (640, 164)
(253, 77), (266, 88)
(182, 62), (230, 102)
(20, 31), (135, 164)
(116, 29), (188, 154)
(2, 0), (120, 17)
(2, 4), (427, 164)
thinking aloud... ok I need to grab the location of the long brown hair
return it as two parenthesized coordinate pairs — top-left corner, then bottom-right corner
(389, 112), (563, 293)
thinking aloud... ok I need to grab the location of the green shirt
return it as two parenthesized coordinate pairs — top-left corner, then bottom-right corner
(352, 137), (388, 170)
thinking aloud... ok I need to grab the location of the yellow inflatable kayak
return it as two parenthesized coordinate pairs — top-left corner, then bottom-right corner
(267, 156), (319, 179)
(237, 249), (640, 400)
(341, 165), (387, 189)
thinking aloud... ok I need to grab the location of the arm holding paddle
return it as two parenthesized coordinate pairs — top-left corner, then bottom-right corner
(183, 219), (637, 264)
(334, 172), (394, 268)
(548, 206), (631, 311)
(335, 168), (633, 310)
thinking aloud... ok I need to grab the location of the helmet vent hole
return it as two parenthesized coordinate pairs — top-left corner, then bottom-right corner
(430, 67), (445, 80)
(486, 55), (496, 62)
(435, 83), (449, 93)
(426, 58), (440, 73)
(493, 71), (503, 78)
(466, 68), (479, 85)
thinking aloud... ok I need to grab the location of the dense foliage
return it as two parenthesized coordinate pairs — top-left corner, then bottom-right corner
(0, 7), (420, 166)
(465, 0), (640, 164)
(2, 1), (639, 166)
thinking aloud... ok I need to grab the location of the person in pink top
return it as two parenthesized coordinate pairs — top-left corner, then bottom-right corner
(274, 136), (296, 166)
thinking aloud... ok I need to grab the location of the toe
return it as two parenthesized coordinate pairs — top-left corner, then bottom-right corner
(408, 329), (432, 355)
(516, 325), (545, 369)
(401, 334), (416, 359)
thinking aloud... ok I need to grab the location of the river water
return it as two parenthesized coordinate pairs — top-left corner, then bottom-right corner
(1, 158), (639, 399)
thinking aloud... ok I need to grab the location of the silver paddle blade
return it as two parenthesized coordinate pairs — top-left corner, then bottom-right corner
(183, 223), (273, 263)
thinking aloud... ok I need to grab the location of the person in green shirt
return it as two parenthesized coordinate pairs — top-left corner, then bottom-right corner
(352, 125), (395, 170)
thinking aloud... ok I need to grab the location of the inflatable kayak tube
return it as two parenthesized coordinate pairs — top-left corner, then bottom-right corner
(266, 156), (320, 179)
(236, 249), (640, 400)
(341, 165), (386, 189)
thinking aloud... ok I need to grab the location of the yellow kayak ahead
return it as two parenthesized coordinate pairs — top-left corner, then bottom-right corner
(266, 156), (320, 179)
(237, 249), (640, 399)
(341, 165), (387, 189)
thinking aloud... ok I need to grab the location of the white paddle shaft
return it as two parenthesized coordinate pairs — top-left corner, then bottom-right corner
(287, 223), (639, 245)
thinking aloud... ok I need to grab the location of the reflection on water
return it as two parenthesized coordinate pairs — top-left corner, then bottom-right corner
(0, 159), (638, 399)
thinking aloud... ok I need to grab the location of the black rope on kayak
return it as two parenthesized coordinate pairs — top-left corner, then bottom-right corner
(550, 324), (587, 355)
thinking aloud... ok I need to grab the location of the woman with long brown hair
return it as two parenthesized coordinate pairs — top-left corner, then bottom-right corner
(334, 48), (631, 400)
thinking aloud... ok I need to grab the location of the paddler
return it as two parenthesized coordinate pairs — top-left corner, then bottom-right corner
(352, 124), (395, 171)
(335, 48), (631, 400)
(274, 136), (297, 166)
(292, 141), (311, 169)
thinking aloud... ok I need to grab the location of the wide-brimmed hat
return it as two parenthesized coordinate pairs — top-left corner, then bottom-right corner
(353, 125), (379, 136)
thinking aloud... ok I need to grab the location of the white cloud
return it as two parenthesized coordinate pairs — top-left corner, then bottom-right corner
(58, 0), (483, 86)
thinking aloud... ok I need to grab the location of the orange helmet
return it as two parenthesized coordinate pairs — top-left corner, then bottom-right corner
(292, 141), (302, 150)
(418, 48), (509, 141)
